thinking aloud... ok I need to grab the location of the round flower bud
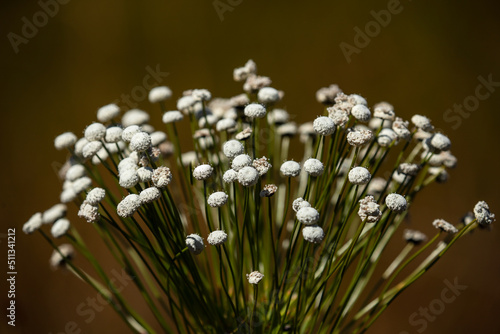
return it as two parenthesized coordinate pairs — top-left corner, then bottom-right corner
(119, 169), (139, 189)
(280, 161), (301, 177)
(66, 164), (86, 182)
(186, 234), (205, 255)
(429, 133), (451, 152)
(216, 118), (236, 132)
(351, 105), (371, 122)
(139, 187), (161, 204)
(377, 128), (398, 147)
(223, 140), (245, 159)
(82, 141), (103, 159)
(246, 271), (264, 284)
(207, 230), (228, 246)
(328, 108), (349, 127)
(51, 218), (70, 238)
(260, 184), (278, 197)
(130, 132), (152, 152)
(385, 193), (407, 212)
(347, 128), (373, 147)
(122, 109), (150, 127)
(411, 115), (434, 132)
(258, 87), (280, 104)
(191, 89), (212, 102)
(148, 86), (172, 103)
(86, 188), (105, 205)
(152, 166), (172, 188)
(293, 198), (311, 212)
(97, 103), (120, 122)
(193, 164), (214, 181)
(303, 158), (324, 177)
(207, 192), (229, 208)
(474, 201), (495, 225)
(84, 123), (106, 142)
(54, 132), (77, 150)
(297, 207), (320, 225)
(253, 157), (272, 176)
(432, 219), (458, 234)
(403, 229), (428, 245)
(313, 116), (336, 136)
(232, 154), (252, 172)
(122, 125), (142, 142)
(348, 167), (371, 185)
(49, 244), (75, 269)
(244, 103), (266, 119)
(117, 194), (142, 218)
(302, 225), (325, 243)
(150, 131), (167, 146)
(237, 166), (259, 186)
(41, 203), (67, 225)
(23, 212), (43, 234)
(162, 110), (184, 124)
(105, 126), (123, 143)
(223, 169), (238, 183)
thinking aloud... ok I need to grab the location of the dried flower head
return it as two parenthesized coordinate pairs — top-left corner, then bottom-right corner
(149, 86), (172, 103)
(253, 157), (272, 176)
(313, 116), (336, 136)
(474, 201), (495, 225)
(97, 103), (120, 122)
(78, 202), (100, 223)
(105, 126), (123, 143)
(260, 184), (278, 197)
(246, 271), (264, 284)
(358, 195), (382, 223)
(303, 158), (324, 177)
(152, 166), (172, 188)
(243, 74), (272, 93)
(432, 219), (458, 233)
(297, 207), (320, 225)
(207, 230), (228, 246)
(237, 166), (260, 186)
(348, 167), (371, 185)
(84, 123), (106, 142)
(302, 225), (325, 243)
(347, 128), (373, 147)
(186, 234), (205, 255)
(403, 229), (428, 245)
(385, 193), (407, 212)
(137, 187), (160, 204)
(207, 191), (229, 208)
(327, 107), (350, 127)
(122, 125), (142, 142)
(191, 164), (213, 181)
(235, 127), (252, 141)
(392, 117), (411, 140)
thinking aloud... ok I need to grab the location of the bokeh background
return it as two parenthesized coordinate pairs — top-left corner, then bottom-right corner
(1, 0), (499, 333)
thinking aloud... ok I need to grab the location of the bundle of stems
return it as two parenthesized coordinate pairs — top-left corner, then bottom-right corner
(24, 60), (495, 333)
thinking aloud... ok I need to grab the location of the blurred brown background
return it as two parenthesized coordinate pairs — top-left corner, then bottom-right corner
(1, 0), (499, 333)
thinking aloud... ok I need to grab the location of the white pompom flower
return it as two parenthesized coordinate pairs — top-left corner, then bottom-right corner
(348, 167), (371, 185)
(117, 194), (142, 218)
(302, 225), (325, 243)
(51, 218), (70, 238)
(84, 123), (106, 142)
(385, 193), (407, 212)
(237, 166), (260, 186)
(186, 234), (205, 255)
(244, 103), (266, 119)
(297, 207), (320, 225)
(148, 86), (172, 103)
(280, 161), (301, 177)
(303, 158), (324, 177)
(313, 116), (336, 136)
(207, 192), (229, 208)
(232, 154), (252, 172)
(193, 164), (214, 181)
(97, 103), (120, 122)
(207, 230), (228, 246)
(54, 132), (77, 150)
(223, 140), (245, 159)
(246, 271), (264, 284)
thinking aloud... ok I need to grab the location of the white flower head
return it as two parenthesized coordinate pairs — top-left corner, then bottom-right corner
(162, 110), (184, 124)
(268, 109), (290, 125)
(351, 105), (371, 122)
(150, 131), (167, 146)
(377, 128), (398, 147)
(122, 125), (142, 142)
(137, 167), (153, 183)
(84, 123), (106, 142)
(82, 141), (103, 159)
(358, 195), (382, 223)
(49, 244), (75, 270)
(152, 166), (172, 188)
(186, 234), (205, 255)
(51, 218), (70, 238)
(348, 167), (371, 185)
(222, 169), (237, 184)
(258, 87), (281, 104)
(66, 164), (86, 181)
(117, 194), (142, 218)
(316, 84), (342, 105)
(122, 109), (150, 127)
(86, 188), (106, 205)
(97, 103), (120, 122)
(78, 202), (100, 223)
(74, 138), (89, 157)
(139, 187), (161, 204)
(119, 169), (139, 189)
(373, 102), (395, 121)
(105, 126), (123, 143)
(411, 115), (434, 132)
(232, 154), (252, 171)
(244, 103), (266, 119)
(313, 116), (336, 136)
(191, 89), (212, 102)
(216, 118), (237, 132)
(207, 192), (229, 208)
(237, 166), (260, 186)
(193, 164), (213, 181)
(54, 132), (77, 150)
(246, 271), (264, 284)
(432, 219), (458, 234)
(148, 86), (172, 103)
(474, 201), (495, 225)
(302, 225), (325, 243)
(297, 207), (320, 225)
(429, 133), (451, 152)
(347, 128), (374, 147)
(260, 184), (278, 197)
(385, 193), (407, 212)
(392, 117), (411, 140)
(253, 157), (272, 176)
(277, 123), (298, 137)
(23, 212), (43, 234)
(349, 94), (368, 106)
(303, 158), (324, 177)
(42, 203), (67, 224)
(403, 229), (428, 244)
(293, 198), (311, 212)
(130, 132), (152, 152)
(280, 160), (301, 177)
(207, 230), (228, 246)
